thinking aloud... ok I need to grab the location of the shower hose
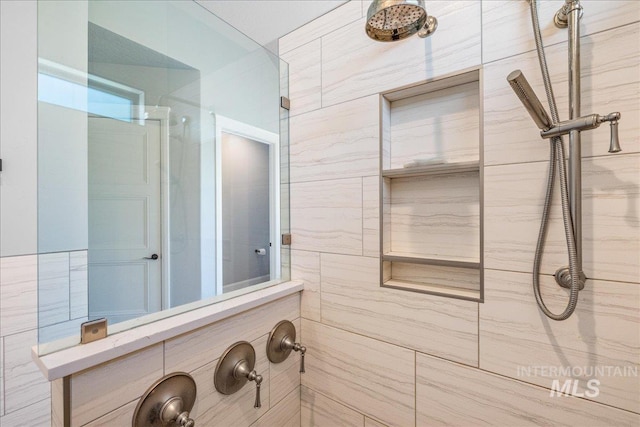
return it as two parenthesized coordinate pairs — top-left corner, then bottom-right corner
(529, 0), (582, 320)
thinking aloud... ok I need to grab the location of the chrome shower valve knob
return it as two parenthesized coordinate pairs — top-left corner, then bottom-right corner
(267, 320), (307, 373)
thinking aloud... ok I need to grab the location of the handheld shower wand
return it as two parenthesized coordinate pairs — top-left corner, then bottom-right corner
(507, 70), (553, 131)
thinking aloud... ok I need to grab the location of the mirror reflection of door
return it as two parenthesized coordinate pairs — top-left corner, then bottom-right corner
(88, 117), (162, 323)
(221, 132), (271, 292)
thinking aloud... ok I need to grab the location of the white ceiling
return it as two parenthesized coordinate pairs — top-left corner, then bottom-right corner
(196, 0), (349, 53)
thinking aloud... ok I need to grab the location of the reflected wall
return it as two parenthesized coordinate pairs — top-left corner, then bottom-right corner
(36, 0), (289, 352)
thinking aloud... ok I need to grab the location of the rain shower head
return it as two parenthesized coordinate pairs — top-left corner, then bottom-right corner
(365, 0), (438, 42)
(507, 69), (553, 131)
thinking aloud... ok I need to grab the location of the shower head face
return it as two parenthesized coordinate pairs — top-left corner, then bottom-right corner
(366, 0), (428, 41)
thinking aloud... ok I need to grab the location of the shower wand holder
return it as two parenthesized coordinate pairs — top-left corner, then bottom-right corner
(539, 112), (621, 153)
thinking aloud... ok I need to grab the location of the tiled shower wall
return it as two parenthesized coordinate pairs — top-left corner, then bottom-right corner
(281, 1), (639, 426)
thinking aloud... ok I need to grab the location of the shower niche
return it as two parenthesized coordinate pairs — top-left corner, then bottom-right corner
(380, 69), (483, 302)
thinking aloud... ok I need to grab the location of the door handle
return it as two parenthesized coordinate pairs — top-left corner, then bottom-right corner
(144, 254), (159, 260)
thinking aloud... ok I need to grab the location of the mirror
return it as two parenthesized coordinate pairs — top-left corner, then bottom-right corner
(36, 0), (290, 354)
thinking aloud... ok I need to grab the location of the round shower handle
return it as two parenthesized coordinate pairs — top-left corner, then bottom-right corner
(132, 372), (197, 427)
(267, 320), (307, 373)
(214, 341), (263, 409)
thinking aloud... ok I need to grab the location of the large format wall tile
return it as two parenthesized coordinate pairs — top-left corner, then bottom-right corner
(485, 155), (640, 283)
(291, 250), (321, 322)
(362, 176), (379, 258)
(0, 338), (3, 414)
(3, 330), (49, 414)
(484, 23), (640, 166)
(321, 253), (478, 366)
(301, 386), (364, 427)
(70, 344), (163, 426)
(83, 400), (136, 427)
(482, 0), (640, 64)
(165, 294), (299, 373)
(301, 319), (415, 427)
(321, 1), (481, 107)
(417, 352), (640, 426)
(69, 251), (88, 320)
(0, 397), (50, 427)
(290, 178), (363, 255)
(190, 335), (270, 426)
(480, 269), (639, 413)
(281, 39), (322, 117)
(38, 252), (70, 327)
(0, 255), (37, 336)
(279, 0), (362, 55)
(290, 95), (379, 183)
(252, 387), (300, 427)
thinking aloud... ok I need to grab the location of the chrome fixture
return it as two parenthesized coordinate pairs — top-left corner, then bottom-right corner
(365, 0), (438, 42)
(132, 372), (197, 427)
(214, 341), (263, 408)
(507, 0), (622, 320)
(267, 320), (307, 373)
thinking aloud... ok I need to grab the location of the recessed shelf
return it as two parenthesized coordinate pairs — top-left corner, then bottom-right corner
(380, 68), (483, 301)
(382, 252), (479, 269)
(382, 161), (479, 179)
(382, 279), (480, 301)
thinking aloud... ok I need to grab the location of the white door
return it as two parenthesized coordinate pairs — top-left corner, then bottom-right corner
(88, 117), (162, 324)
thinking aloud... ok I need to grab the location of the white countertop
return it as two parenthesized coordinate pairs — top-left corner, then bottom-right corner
(32, 280), (303, 380)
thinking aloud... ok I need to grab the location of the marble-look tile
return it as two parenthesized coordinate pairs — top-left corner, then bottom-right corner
(322, 1), (481, 107)
(270, 318), (301, 407)
(320, 254), (478, 365)
(83, 400), (136, 427)
(416, 351), (640, 426)
(291, 250), (321, 322)
(38, 317), (86, 344)
(69, 251), (88, 320)
(484, 23), (640, 166)
(390, 81), (479, 167)
(70, 344), (163, 426)
(290, 95), (379, 183)
(301, 319), (415, 427)
(0, 398), (50, 427)
(165, 294), (299, 373)
(279, 0), (363, 55)
(485, 155), (640, 283)
(391, 262), (480, 292)
(389, 172), (480, 261)
(281, 39), (321, 117)
(0, 255), (38, 336)
(482, 0), (640, 64)
(252, 386), (300, 427)
(362, 176), (379, 258)
(290, 178), (363, 255)
(301, 386), (364, 427)
(0, 338), (3, 415)
(480, 269), (640, 413)
(366, 417), (388, 427)
(3, 329), (50, 413)
(38, 252), (70, 328)
(190, 335), (270, 426)
(51, 379), (64, 427)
